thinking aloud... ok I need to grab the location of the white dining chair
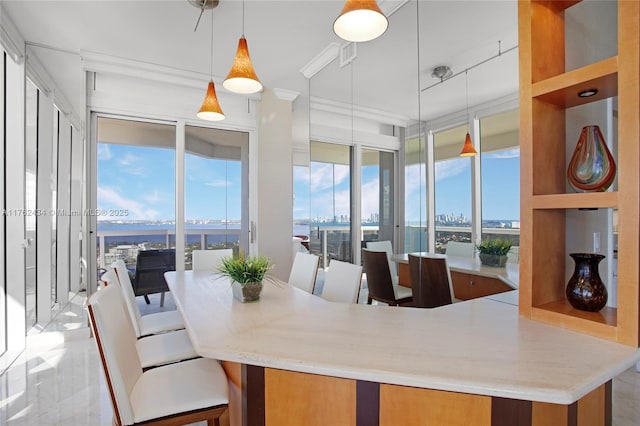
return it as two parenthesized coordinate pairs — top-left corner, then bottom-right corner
(87, 284), (228, 426)
(112, 260), (185, 337)
(366, 240), (398, 285)
(288, 252), (319, 294)
(445, 241), (475, 258)
(507, 246), (520, 264)
(321, 260), (363, 304)
(101, 268), (199, 369)
(192, 248), (233, 272)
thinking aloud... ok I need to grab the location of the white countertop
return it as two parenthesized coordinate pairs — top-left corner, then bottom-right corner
(166, 270), (639, 405)
(392, 252), (519, 288)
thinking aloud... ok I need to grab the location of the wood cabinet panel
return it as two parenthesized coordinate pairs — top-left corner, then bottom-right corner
(451, 271), (511, 301)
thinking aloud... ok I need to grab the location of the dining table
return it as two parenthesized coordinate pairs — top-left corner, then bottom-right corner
(165, 270), (640, 426)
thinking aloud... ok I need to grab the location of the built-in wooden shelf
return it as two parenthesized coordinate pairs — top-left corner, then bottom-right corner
(532, 57), (618, 108)
(531, 192), (618, 210)
(541, 0), (583, 13)
(532, 301), (617, 341)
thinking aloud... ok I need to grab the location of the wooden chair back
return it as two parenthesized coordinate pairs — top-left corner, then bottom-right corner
(408, 254), (454, 308)
(362, 248), (398, 304)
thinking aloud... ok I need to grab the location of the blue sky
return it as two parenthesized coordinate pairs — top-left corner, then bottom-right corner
(99, 143), (519, 223)
(97, 143), (241, 221)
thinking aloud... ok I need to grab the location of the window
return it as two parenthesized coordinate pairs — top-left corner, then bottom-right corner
(96, 118), (176, 270)
(310, 141), (352, 267)
(480, 109), (520, 246)
(433, 124), (472, 253)
(184, 125), (249, 269)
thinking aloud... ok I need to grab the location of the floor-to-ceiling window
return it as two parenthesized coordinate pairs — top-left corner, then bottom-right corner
(480, 109), (520, 249)
(404, 127), (427, 253)
(25, 79), (38, 329)
(433, 123), (473, 253)
(184, 125), (249, 268)
(362, 148), (395, 248)
(96, 117), (176, 271)
(309, 141), (352, 268)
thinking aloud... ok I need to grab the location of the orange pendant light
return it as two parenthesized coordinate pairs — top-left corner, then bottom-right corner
(197, 81), (225, 121)
(459, 132), (477, 157)
(334, 0), (388, 42)
(197, 7), (225, 121)
(459, 70), (476, 157)
(223, 36), (263, 94)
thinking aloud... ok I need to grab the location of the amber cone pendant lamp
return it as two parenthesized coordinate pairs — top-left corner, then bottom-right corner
(197, 8), (225, 121)
(334, 0), (388, 42)
(223, 1), (262, 94)
(459, 70), (477, 157)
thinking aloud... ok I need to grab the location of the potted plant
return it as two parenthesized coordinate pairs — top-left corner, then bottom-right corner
(217, 253), (275, 302)
(476, 239), (512, 268)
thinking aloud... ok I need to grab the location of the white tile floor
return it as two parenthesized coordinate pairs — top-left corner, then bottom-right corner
(1, 289), (639, 425)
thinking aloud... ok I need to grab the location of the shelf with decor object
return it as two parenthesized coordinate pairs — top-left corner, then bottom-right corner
(519, 0), (639, 346)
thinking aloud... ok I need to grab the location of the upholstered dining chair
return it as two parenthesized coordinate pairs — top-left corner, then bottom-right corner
(321, 259), (363, 304)
(366, 240), (398, 285)
(288, 252), (320, 294)
(112, 260), (185, 337)
(408, 254), (455, 308)
(445, 241), (475, 258)
(362, 248), (413, 306)
(87, 284), (228, 426)
(192, 248), (234, 272)
(101, 268), (199, 369)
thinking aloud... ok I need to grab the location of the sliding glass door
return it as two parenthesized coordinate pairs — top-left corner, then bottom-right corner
(184, 125), (249, 269)
(95, 116), (250, 276)
(310, 141), (352, 268)
(97, 117), (176, 271)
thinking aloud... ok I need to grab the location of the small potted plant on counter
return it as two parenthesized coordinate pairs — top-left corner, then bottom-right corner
(217, 252), (275, 302)
(476, 238), (513, 268)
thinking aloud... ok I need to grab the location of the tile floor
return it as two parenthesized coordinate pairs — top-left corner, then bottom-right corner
(1, 287), (639, 425)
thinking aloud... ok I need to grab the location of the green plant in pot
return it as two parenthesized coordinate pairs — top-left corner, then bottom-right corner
(476, 239), (512, 268)
(217, 253), (275, 302)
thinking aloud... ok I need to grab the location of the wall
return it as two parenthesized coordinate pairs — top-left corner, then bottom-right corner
(256, 90), (294, 281)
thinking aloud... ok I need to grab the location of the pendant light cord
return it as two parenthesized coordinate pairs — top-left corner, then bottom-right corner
(465, 69), (469, 130)
(209, 8), (214, 79)
(242, 0), (245, 37)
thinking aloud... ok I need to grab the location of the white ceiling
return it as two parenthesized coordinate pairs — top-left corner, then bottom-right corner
(2, 0), (519, 125)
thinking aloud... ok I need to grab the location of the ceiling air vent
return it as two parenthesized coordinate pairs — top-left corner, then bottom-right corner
(339, 42), (357, 67)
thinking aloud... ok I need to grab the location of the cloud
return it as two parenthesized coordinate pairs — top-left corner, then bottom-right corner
(293, 167), (310, 182)
(205, 180), (229, 187)
(435, 159), (468, 181)
(485, 147), (520, 159)
(310, 163), (349, 192)
(98, 186), (159, 220)
(97, 144), (112, 161)
(142, 190), (169, 204)
(361, 178), (380, 219)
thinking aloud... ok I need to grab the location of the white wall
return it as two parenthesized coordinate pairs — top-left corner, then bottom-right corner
(256, 90), (294, 280)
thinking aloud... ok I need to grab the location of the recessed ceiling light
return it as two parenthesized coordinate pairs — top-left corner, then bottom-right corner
(578, 88), (598, 98)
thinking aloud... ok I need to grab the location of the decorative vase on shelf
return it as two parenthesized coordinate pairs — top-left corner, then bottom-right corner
(567, 125), (616, 193)
(566, 253), (608, 312)
(232, 281), (263, 303)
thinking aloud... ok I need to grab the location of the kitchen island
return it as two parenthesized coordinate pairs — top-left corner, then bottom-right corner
(165, 270), (639, 426)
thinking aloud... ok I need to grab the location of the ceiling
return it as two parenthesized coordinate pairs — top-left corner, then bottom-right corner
(2, 0), (519, 126)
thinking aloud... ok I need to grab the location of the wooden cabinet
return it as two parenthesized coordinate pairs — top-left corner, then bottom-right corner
(519, 1), (639, 346)
(450, 272), (512, 301)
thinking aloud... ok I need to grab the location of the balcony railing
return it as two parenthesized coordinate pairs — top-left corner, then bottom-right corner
(97, 228), (239, 269)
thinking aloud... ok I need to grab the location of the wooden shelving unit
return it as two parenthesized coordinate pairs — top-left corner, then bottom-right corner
(518, 0), (639, 346)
